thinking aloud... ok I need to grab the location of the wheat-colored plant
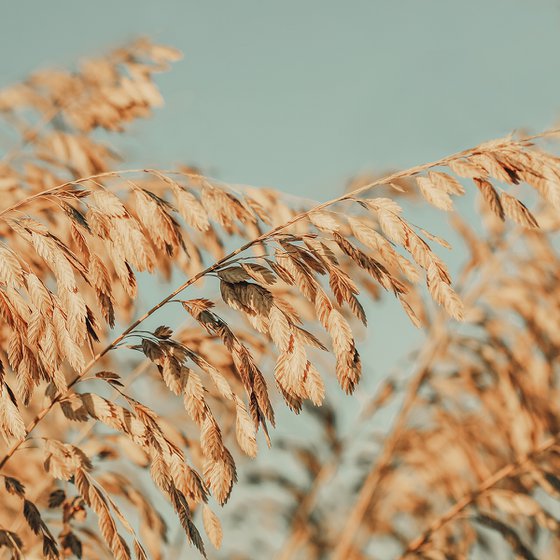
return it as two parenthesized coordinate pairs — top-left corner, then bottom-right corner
(0, 39), (560, 559)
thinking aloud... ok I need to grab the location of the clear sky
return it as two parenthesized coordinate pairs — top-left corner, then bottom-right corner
(1, 3), (560, 554)
(2, 1), (560, 196)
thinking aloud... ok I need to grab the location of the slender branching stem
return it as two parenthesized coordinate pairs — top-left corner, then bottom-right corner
(399, 434), (559, 557)
(331, 234), (514, 559)
(0, 133), (551, 475)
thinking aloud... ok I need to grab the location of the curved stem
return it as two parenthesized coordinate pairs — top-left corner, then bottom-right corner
(331, 324), (449, 559)
(0, 133), (546, 472)
(399, 434), (558, 558)
(331, 232), (515, 559)
(2, 125), (558, 221)
(0, 170), (125, 219)
(0, 167), (220, 219)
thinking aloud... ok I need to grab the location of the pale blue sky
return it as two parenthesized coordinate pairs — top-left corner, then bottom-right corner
(2, 1), (560, 196)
